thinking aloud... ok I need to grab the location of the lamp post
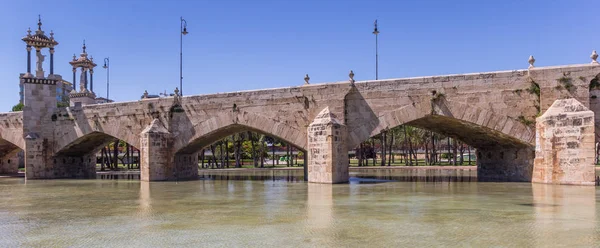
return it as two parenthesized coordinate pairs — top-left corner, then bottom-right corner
(103, 57), (109, 100)
(180, 17), (188, 96)
(373, 19), (380, 80)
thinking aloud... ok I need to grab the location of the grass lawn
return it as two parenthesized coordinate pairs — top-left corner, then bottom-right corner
(349, 158), (476, 166)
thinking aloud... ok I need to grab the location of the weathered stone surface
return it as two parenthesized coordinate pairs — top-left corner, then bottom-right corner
(140, 119), (172, 181)
(4, 63), (599, 183)
(0, 150), (21, 174)
(307, 107), (349, 183)
(533, 98), (595, 185)
(478, 147), (534, 182)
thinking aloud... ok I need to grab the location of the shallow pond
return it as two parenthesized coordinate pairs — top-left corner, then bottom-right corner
(0, 168), (598, 247)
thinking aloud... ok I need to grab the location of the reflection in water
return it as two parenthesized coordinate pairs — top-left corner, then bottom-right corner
(199, 168), (477, 183)
(307, 184), (334, 229)
(0, 169), (598, 246)
(532, 184), (597, 246)
(138, 181), (152, 218)
(199, 170), (304, 182)
(351, 168), (476, 182)
(98, 172), (140, 180)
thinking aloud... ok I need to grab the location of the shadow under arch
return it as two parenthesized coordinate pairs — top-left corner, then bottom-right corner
(348, 99), (535, 150)
(0, 138), (23, 174)
(54, 116), (140, 156)
(348, 98), (536, 182)
(49, 131), (139, 179)
(588, 73), (600, 143)
(174, 111), (307, 155)
(55, 131), (138, 156)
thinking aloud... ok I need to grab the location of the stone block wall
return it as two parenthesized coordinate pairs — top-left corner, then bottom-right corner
(307, 107), (349, 183)
(533, 98), (596, 185)
(477, 147), (534, 182)
(174, 153), (199, 180)
(23, 79), (58, 179)
(140, 130), (172, 181)
(52, 154), (96, 178)
(0, 150), (21, 174)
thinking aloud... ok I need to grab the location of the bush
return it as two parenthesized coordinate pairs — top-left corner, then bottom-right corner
(11, 103), (23, 112)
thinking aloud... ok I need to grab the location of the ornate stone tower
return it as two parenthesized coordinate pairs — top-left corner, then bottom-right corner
(69, 41), (97, 106)
(20, 16), (60, 179)
(21, 15), (58, 79)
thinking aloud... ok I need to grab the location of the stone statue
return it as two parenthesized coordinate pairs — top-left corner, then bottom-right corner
(80, 68), (87, 92)
(36, 50), (45, 72)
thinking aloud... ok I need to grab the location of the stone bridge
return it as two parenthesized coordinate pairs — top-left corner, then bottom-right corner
(2, 63), (599, 185)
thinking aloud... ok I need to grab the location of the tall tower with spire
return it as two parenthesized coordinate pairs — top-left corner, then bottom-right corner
(68, 40), (97, 106)
(21, 15), (58, 79)
(20, 16), (61, 179)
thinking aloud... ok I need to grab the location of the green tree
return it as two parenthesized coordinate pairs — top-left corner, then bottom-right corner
(11, 103), (23, 112)
(57, 102), (70, 108)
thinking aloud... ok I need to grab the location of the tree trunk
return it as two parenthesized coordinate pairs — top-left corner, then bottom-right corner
(371, 138), (376, 166)
(430, 132), (436, 165)
(380, 132), (386, 166)
(358, 143), (363, 167)
(210, 144), (217, 169)
(447, 137), (452, 165)
(453, 139), (458, 166)
(286, 145), (290, 167)
(468, 146), (472, 165)
(200, 149), (205, 168)
(260, 139), (265, 168)
(458, 142), (465, 165)
(226, 137), (230, 168)
(272, 139), (275, 167)
(250, 134), (257, 168)
(388, 132), (393, 166)
(100, 147), (105, 171)
(235, 137), (241, 168)
(113, 140), (119, 170)
(425, 138), (430, 166)
(404, 126), (413, 166)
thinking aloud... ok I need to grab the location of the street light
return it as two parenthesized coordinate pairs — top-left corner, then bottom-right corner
(180, 17), (188, 96)
(103, 57), (109, 100)
(372, 19), (380, 80)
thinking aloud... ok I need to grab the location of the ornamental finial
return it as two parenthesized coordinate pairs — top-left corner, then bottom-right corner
(27, 27), (32, 36)
(528, 55), (535, 69)
(304, 74), (310, 84)
(591, 50), (598, 65)
(72, 54), (76, 61)
(349, 70), (355, 83)
(82, 40), (86, 54)
(373, 19), (379, 35)
(37, 15), (42, 31)
(50, 30), (54, 40)
(174, 87), (180, 96)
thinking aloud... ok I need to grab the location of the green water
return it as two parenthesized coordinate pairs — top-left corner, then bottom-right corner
(0, 169), (598, 247)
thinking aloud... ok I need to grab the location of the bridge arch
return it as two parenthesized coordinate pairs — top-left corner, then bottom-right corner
(54, 123), (140, 155)
(47, 131), (140, 179)
(54, 131), (137, 157)
(174, 111), (306, 154)
(348, 98), (535, 150)
(346, 97), (536, 182)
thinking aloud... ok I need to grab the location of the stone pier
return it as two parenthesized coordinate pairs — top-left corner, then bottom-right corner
(533, 98), (596, 185)
(140, 119), (173, 181)
(307, 107), (349, 184)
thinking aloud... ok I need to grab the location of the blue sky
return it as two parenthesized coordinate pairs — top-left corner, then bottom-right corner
(0, 0), (598, 109)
